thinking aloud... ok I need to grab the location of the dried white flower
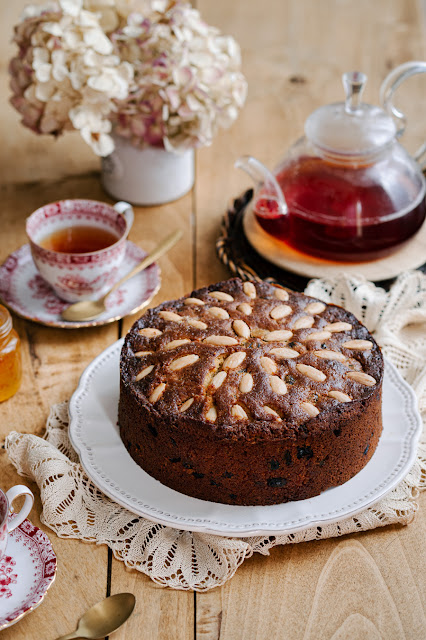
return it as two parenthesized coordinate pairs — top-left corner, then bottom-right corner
(9, 0), (247, 155)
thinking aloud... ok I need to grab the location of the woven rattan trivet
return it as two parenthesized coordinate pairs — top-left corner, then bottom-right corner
(216, 190), (426, 292)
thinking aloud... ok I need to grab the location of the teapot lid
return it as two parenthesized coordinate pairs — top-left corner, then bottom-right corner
(304, 71), (397, 160)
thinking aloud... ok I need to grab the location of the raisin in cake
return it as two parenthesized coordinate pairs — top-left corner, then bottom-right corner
(118, 278), (383, 505)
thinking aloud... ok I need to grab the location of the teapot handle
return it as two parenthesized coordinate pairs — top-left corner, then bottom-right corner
(380, 61), (426, 168)
(235, 156), (288, 216)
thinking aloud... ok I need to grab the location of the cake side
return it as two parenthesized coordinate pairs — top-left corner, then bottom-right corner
(118, 378), (382, 505)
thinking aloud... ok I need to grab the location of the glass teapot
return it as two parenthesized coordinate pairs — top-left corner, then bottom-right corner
(237, 62), (426, 262)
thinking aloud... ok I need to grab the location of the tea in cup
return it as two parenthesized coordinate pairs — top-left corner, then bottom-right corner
(26, 199), (134, 303)
(0, 485), (34, 558)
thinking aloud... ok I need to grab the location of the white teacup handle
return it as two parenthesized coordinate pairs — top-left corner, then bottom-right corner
(6, 485), (34, 533)
(113, 201), (134, 235)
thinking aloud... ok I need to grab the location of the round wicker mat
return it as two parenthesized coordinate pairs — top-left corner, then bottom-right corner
(216, 190), (426, 292)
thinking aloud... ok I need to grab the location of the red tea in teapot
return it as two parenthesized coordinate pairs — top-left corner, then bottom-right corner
(254, 157), (426, 262)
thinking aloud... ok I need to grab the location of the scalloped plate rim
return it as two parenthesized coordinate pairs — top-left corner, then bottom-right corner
(68, 338), (423, 537)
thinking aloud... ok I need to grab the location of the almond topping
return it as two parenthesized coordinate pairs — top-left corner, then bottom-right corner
(263, 406), (281, 420)
(233, 319), (250, 338)
(342, 340), (373, 351)
(347, 371), (377, 386)
(232, 404), (248, 419)
(159, 311), (183, 322)
(135, 365), (154, 381)
(165, 339), (191, 350)
(270, 304), (292, 320)
(264, 330), (293, 342)
(139, 328), (162, 338)
(301, 402), (320, 417)
(149, 382), (166, 403)
(134, 351), (153, 357)
(270, 375), (287, 395)
(328, 390), (352, 402)
(269, 347), (299, 359)
(210, 291), (234, 302)
(293, 316), (315, 330)
(296, 363), (327, 382)
(274, 287), (289, 301)
(304, 331), (332, 341)
(260, 356), (278, 374)
(305, 302), (326, 314)
(237, 303), (252, 316)
(314, 349), (346, 362)
(184, 297), (205, 306)
(211, 371), (227, 390)
(223, 352), (246, 369)
(243, 282), (256, 298)
(208, 306), (230, 320)
(180, 398), (194, 412)
(324, 322), (352, 333)
(170, 354), (200, 371)
(206, 406), (217, 422)
(204, 335), (238, 346)
(239, 372), (254, 393)
(187, 318), (208, 330)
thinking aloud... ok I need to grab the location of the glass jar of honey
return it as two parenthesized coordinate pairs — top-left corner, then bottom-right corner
(0, 305), (22, 402)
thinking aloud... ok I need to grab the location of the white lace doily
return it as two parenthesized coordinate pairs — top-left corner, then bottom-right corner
(6, 271), (426, 591)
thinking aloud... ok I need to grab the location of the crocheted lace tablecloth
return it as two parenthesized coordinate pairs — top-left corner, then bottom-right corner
(5, 271), (426, 591)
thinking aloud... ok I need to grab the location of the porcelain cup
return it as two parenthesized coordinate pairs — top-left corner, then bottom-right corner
(0, 485), (34, 559)
(26, 199), (134, 303)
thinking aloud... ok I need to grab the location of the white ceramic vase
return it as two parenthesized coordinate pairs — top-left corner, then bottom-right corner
(101, 136), (194, 206)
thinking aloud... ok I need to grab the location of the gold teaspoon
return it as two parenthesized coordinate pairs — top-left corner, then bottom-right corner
(61, 229), (182, 322)
(56, 592), (136, 640)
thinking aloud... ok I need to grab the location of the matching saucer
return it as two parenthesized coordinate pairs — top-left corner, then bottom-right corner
(0, 242), (161, 329)
(0, 517), (57, 630)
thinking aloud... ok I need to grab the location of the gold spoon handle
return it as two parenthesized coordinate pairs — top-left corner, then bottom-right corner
(103, 229), (183, 302)
(55, 632), (81, 640)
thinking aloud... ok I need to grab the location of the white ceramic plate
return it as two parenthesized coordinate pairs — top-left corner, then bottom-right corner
(69, 339), (422, 537)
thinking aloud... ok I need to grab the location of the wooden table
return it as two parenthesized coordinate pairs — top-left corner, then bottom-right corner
(0, 1), (425, 638)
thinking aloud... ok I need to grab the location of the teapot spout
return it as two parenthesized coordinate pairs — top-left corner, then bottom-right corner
(235, 155), (288, 215)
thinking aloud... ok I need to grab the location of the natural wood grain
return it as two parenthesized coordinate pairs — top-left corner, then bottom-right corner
(0, 0), (424, 638)
(109, 562), (194, 640)
(195, 0), (426, 639)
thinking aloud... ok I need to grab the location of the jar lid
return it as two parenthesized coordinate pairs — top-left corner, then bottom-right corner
(0, 305), (12, 340)
(304, 71), (397, 160)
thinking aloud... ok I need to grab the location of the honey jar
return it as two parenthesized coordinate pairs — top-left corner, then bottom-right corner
(0, 305), (22, 402)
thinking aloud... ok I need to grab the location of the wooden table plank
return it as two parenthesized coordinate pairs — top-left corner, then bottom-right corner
(0, 175), (116, 639)
(195, 0), (426, 638)
(110, 193), (196, 640)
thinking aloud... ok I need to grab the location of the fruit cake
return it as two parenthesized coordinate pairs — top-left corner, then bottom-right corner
(118, 278), (383, 505)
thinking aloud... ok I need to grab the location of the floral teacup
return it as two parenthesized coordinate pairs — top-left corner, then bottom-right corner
(0, 485), (34, 560)
(26, 199), (134, 303)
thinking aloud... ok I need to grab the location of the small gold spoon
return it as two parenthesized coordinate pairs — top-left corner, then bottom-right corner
(56, 592), (136, 640)
(61, 229), (182, 322)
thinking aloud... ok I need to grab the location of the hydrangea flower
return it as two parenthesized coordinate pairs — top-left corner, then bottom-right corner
(9, 0), (247, 155)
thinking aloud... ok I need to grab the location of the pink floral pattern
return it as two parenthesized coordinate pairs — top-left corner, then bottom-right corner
(0, 242), (160, 328)
(0, 557), (17, 599)
(57, 267), (119, 295)
(0, 518), (56, 629)
(28, 274), (67, 314)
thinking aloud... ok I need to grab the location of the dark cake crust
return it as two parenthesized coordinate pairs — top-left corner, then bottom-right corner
(118, 278), (383, 505)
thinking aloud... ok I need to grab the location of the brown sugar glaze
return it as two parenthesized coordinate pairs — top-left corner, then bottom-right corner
(254, 156), (426, 262)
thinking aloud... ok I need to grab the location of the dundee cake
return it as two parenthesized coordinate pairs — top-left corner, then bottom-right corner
(118, 278), (383, 505)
